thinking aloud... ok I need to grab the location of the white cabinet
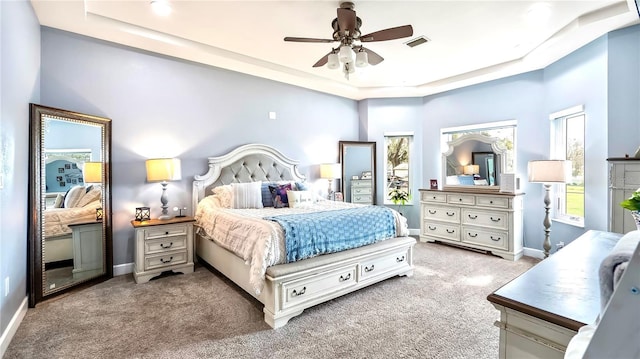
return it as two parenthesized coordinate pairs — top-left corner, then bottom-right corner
(131, 217), (195, 283)
(607, 158), (640, 234)
(69, 221), (103, 279)
(419, 189), (524, 260)
(351, 179), (373, 204)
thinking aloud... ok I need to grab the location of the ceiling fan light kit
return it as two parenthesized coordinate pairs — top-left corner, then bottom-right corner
(284, 1), (413, 80)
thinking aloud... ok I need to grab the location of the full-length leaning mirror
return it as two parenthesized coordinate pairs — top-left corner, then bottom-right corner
(339, 141), (376, 204)
(28, 104), (112, 307)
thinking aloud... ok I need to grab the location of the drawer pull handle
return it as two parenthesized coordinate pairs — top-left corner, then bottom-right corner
(160, 256), (173, 263)
(339, 273), (351, 282)
(491, 236), (501, 241)
(396, 255), (405, 263)
(446, 212), (455, 216)
(165, 231), (169, 235)
(468, 233), (478, 238)
(160, 242), (173, 249)
(291, 287), (306, 297)
(364, 264), (375, 273)
(446, 229), (455, 234)
(428, 225), (436, 230)
(490, 217), (501, 222)
(432, 196), (437, 199)
(490, 200), (494, 204)
(458, 198), (462, 201)
(428, 210), (436, 214)
(468, 214), (478, 219)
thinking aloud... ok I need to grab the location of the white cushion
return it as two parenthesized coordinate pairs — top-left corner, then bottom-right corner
(287, 190), (314, 208)
(63, 186), (86, 208)
(76, 187), (102, 207)
(231, 182), (263, 209)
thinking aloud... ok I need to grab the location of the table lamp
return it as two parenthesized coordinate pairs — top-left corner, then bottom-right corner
(146, 158), (181, 220)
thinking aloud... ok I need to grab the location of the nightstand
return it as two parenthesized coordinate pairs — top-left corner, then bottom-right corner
(130, 216), (195, 284)
(69, 221), (104, 279)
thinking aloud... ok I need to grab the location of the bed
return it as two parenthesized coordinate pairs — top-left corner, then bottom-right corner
(43, 185), (102, 263)
(192, 143), (416, 328)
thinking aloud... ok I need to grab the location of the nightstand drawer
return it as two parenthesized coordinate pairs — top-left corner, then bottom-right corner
(144, 223), (188, 240)
(145, 250), (188, 271)
(352, 187), (372, 195)
(145, 236), (187, 255)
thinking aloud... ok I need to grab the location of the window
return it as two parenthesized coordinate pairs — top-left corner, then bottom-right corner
(550, 106), (585, 226)
(384, 133), (413, 204)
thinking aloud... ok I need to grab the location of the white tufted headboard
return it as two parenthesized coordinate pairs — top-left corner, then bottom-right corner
(192, 143), (306, 211)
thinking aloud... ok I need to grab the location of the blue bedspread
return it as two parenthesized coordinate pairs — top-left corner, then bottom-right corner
(265, 206), (397, 263)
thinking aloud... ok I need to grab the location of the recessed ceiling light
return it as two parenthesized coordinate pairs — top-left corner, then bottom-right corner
(150, 0), (172, 16)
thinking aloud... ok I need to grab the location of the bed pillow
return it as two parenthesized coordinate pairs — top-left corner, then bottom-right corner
(64, 185), (87, 208)
(269, 183), (292, 208)
(261, 182), (275, 207)
(287, 190), (314, 208)
(231, 182), (263, 209)
(211, 185), (233, 208)
(53, 193), (64, 208)
(76, 187), (102, 207)
(295, 182), (309, 191)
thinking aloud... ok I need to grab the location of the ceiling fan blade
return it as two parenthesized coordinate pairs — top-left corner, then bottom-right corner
(360, 25), (413, 42)
(313, 52), (331, 67)
(337, 8), (357, 36)
(284, 37), (335, 43)
(360, 47), (384, 65)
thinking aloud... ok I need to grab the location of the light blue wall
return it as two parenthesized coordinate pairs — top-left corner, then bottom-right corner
(0, 0), (40, 347)
(40, 28), (359, 265)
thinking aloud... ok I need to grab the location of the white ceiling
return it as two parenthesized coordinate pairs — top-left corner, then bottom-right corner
(30, 0), (639, 100)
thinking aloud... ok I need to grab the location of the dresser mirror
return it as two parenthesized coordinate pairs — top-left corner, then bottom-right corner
(28, 104), (112, 307)
(441, 122), (516, 190)
(339, 141), (376, 204)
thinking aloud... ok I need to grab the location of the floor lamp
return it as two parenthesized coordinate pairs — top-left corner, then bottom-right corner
(528, 160), (571, 258)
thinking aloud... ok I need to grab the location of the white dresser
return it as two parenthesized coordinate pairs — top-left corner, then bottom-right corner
(607, 158), (640, 234)
(351, 179), (373, 204)
(419, 189), (524, 260)
(131, 217), (195, 283)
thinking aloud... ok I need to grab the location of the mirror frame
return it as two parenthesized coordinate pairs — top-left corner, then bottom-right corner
(442, 133), (507, 191)
(28, 104), (113, 307)
(339, 141), (376, 204)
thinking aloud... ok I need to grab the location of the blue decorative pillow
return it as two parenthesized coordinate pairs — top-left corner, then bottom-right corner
(458, 175), (475, 185)
(261, 182), (275, 207)
(269, 183), (292, 208)
(295, 181), (308, 191)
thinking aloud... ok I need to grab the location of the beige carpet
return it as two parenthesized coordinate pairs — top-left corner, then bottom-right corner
(5, 242), (538, 359)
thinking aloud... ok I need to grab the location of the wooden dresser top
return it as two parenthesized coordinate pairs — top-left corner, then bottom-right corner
(487, 230), (622, 331)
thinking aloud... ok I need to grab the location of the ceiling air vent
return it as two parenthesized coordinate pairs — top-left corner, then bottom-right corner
(405, 36), (430, 48)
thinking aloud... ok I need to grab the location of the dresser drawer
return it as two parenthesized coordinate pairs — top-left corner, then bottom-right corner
(448, 194), (475, 205)
(145, 250), (188, 271)
(352, 186), (372, 195)
(462, 227), (508, 250)
(144, 223), (188, 240)
(421, 192), (447, 203)
(359, 248), (411, 280)
(351, 180), (372, 188)
(461, 209), (508, 230)
(423, 206), (460, 223)
(352, 194), (373, 203)
(422, 221), (460, 241)
(476, 196), (509, 209)
(281, 265), (357, 309)
(145, 235), (187, 255)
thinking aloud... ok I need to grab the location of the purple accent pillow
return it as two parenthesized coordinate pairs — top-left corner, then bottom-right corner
(269, 183), (292, 208)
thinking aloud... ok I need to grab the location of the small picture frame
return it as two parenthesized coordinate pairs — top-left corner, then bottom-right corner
(334, 192), (344, 201)
(430, 179), (438, 190)
(351, 175), (359, 180)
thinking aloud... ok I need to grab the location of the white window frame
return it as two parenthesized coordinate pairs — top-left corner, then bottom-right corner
(384, 132), (414, 205)
(549, 105), (585, 227)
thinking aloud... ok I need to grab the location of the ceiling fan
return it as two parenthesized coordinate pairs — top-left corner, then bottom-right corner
(284, 2), (413, 78)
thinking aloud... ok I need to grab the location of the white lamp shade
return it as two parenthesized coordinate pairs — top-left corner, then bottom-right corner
(146, 158), (182, 182)
(320, 163), (341, 179)
(327, 53), (340, 69)
(338, 45), (354, 63)
(83, 162), (102, 183)
(355, 50), (368, 67)
(528, 160), (571, 183)
(463, 164), (479, 175)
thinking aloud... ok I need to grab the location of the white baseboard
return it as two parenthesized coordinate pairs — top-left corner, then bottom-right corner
(523, 247), (545, 259)
(409, 228), (420, 236)
(113, 263), (134, 277)
(0, 296), (28, 358)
